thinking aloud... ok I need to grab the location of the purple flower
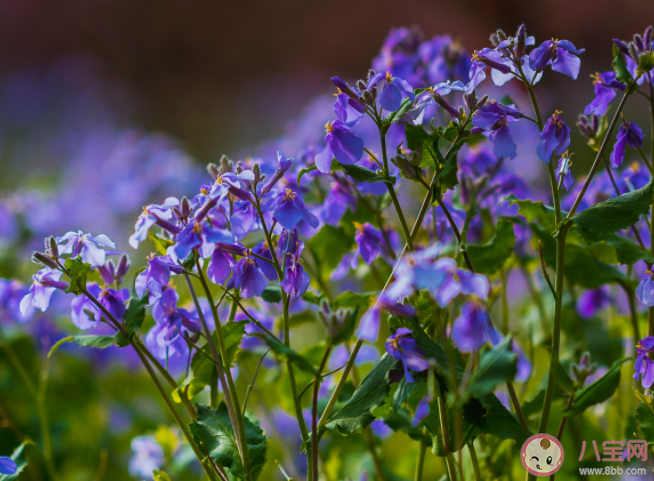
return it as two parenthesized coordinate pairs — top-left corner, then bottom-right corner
(367, 71), (415, 112)
(334, 92), (365, 127)
(0, 279), (34, 323)
(71, 282), (130, 329)
(528, 39), (585, 79)
(262, 151), (294, 194)
(173, 220), (233, 262)
(351, 223), (384, 268)
(385, 327), (430, 383)
(129, 197), (179, 249)
(252, 242), (278, 281)
(637, 271), (654, 307)
(56, 231), (117, 267)
(431, 257), (489, 308)
(370, 419), (392, 440)
(128, 436), (164, 479)
(321, 182), (357, 226)
(412, 393), (435, 427)
(207, 170), (256, 202)
(584, 72), (624, 116)
(20, 268), (67, 315)
(451, 302), (499, 352)
(0, 456), (17, 475)
(135, 255), (183, 299)
(227, 250), (267, 299)
(271, 188), (319, 230)
(634, 337), (654, 389)
(409, 80), (465, 124)
(470, 48), (512, 84)
(230, 200), (258, 239)
(537, 111), (571, 162)
(576, 286), (611, 319)
(555, 154), (574, 191)
(471, 101), (521, 159)
(206, 246), (235, 284)
(610, 121), (645, 169)
(357, 298), (416, 343)
(281, 252), (310, 297)
(315, 120), (364, 174)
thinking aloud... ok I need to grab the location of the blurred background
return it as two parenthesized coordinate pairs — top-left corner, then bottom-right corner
(2, 1), (654, 479)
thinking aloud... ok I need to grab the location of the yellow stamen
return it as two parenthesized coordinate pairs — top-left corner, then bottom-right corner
(385, 71), (393, 82)
(334, 88), (342, 96)
(325, 121), (334, 133)
(200, 187), (208, 195)
(283, 188), (297, 201)
(632, 161), (640, 172)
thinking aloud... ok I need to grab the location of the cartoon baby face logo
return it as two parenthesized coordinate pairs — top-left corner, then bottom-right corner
(521, 433), (565, 476)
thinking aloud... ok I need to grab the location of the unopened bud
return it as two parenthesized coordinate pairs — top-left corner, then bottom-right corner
(489, 33), (500, 48)
(116, 254), (131, 280)
(433, 94), (460, 119)
(477, 95), (489, 109)
(496, 29), (507, 41)
(180, 197), (191, 218)
(356, 80), (366, 92)
(220, 155), (231, 174)
(629, 42), (640, 63)
(645, 26), (653, 48)
(32, 252), (59, 269)
(391, 155), (416, 178)
(634, 34), (645, 52)
(46, 236), (59, 259)
(367, 69), (376, 80)
(515, 24), (526, 58)
(363, 90), (374, 105)
(253, 163), (261, 182)
(207, 163), (220, 180)
(613, 38), (630, 55)
(235, 160), (244, 174)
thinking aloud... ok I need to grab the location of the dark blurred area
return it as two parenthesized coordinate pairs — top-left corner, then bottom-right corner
(2, 0), (654, 162)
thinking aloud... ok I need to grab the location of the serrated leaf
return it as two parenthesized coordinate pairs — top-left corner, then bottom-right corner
(463, 336), (517, 401)
(466, 218), (516, 275)
(263, 337), (319, 375)
(125, 296), (148, 336)
(325, 353), (398, 434)
(261, 285), (282, 303)
(189, 403), (267, 480)
(565, 358), (630, 416)
(338, 162), (394, 184)
(64, 256), (92, 295)
(636, 402), (654, 443)
(570, 177), (653, 235)
(48, 334), (125, 357)
(0, 441), (33, 481)
(148, 232), (175, 256)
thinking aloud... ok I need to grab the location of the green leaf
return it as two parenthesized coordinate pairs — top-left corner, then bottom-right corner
(433, 397), (484, 455)
(565, 358), (630, 416)
(504, 195), (557, 231)
(308, 224), (354, 274)
(261, 285), (282, 303)
(569, 177), (653, 235)
(152, 469), (172, 481)
(553, 360), (577, 393)
(432, 138), (464, 192)
(189, 403), (267, 480)
(564, 244), (632, 288)
(576, 231), (654, 265)
(463, 336), (517, 401)
(148, 232), (175, 256)
(48, 334), (125, 357)
(480, 393), (530, 443)
(636, 402), (654, 443)
(637, 51), (654, 77)
(325, 353), (398, 434)
(64, 256), (92, 295)
(384, 97), (414, 124)
(333, 290), (374, 309)
(0, 441), (33, 481)
(297, 165), (317, 186)
(466, 218), (516, 275)
(125, 296), (148, 336)
(263, 337), (319, 375)
(338, 162), (394, 184)
(221, 321), (248, 367)
(612, 44), (635, 90)
(302, 291), (323, 305)
(404, 124), (440, 170)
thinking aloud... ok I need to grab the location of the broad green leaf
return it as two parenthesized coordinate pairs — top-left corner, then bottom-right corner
(64, 256), (92, 295)
(301, 291), (323, 305)
(463, 336), (518, 401)
(125, 296), (148, 336)
(308, 224), (354, 274)
(637, 52), (654, 77)
(48, 335), (124, 357)
(564, 245), (632, 288)
(404, 123), (440, 170)
(0, 441), (32, 481)
(333, 290), (374, 309)
(148, 232), (174, 256)
(504, 195), (557, 231)
(466, 218), (516, 275)
(261, 285), (282, 303)
(576, 231), (654, 265)
(522, 390), (545, 419)
(221, 321), (248, 367)
(565, 358), (630, 416)
(263, 337), (319, 375)
(325, 353), (398, 434)
(479, 393), (530, 443)
(432, 138), (464, 192)
(337, 162), (394, 184)
(636, 402), (654, 443)
(553, 360), (577, 393)
(612, 44), (636, 91)
(297, 165), (317, 186)
(433, 397), (484, 455)
(152, 469), (172, 481)
(569, 177), (653, 235)
(189, 403), (267, 480)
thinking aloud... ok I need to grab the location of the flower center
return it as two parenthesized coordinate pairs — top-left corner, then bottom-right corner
(353, 222), (364, 234)
(192, 222), (203, 234)
(200, 187), (208, 195)
(590, 72), (602, 85)
(325, 121), (334, 133)
(385, 71), (393, 83)
(552, 110), (564, 130)
(283, 188), (297, 201)
(334, 87), (342, 96)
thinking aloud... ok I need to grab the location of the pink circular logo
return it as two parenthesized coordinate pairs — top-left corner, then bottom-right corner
(520, 433), (565, 476)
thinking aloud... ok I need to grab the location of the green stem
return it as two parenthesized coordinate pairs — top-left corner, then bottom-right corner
(468, 442), (482, 481)
(311, 345), (332, 481)
(195, 266), (251, 481)
(438, 396), (458, 481)
(414, 429), (427, 481)
(364, 427), (387, 481)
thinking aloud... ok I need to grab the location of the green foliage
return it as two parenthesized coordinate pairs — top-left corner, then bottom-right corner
(337, 162), (395, 184)
(125, 295), (148, 336)
(48, 334), (126, 358)
(324, 353), (398, 434)
(64, 256), (91, 295)
(432, 138), (465, 193)
(148, 232), (175, 255)
(553, 360), (577, 393)
(307, 224), (354, 274)
(569, 177), (653, 235)
(152, 469), (172, 481)
(263, 337), (319, 375)
(612, 44), (636, 91)
(576, 231), (654, 265)
(0, 441), (32, 481)
(466, 218), (516, 275)
(296, 165), (317, 186)
(504, 195), (557, 231)
(384, 97), (414, 125)
(462, 336), (518, 401)
(479, 393), (531, 443)
(261, 285), (282, 303)
(404, 123), (441, 170)
(635, 402), (654, 443)
(189, 403), (267, 480)
(565, 358), (630, 416)
(637, 51), (654, 77)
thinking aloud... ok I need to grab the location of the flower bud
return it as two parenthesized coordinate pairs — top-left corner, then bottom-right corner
(391, 155), (416, 178)
(464, 91), (477, 111)
(235, 160), (244, 175)
(571, 351), (597, 386)
(220, 155), (231, 174)
(515, 24), (527, 58)
(496, 29), (507, 42)
(356, 80), (366, 92)
(489, 33), (500, 48)
(433, 94), (460, 119)
(362, 90), (374, 105)
(180, 197), (191, 218)
(207, 163), (220, 180)
(629, 42), (640, 63)
(218, 242), (246, 257)
(367, 69), (377, 80)
(98, 260), (116, 285)
(46, 236), (59, 259)
(613, 38), (630, 55)
(634, 34), (645, 52)
(477, 95), (489, 109)
(116, 254), (131, 280)
(253, 163), (261, 183)
(32, 251), (59, 269)
(228, 185), (252, 201)
(645, 26), (653, 48)
(470, 126), (484, 135)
